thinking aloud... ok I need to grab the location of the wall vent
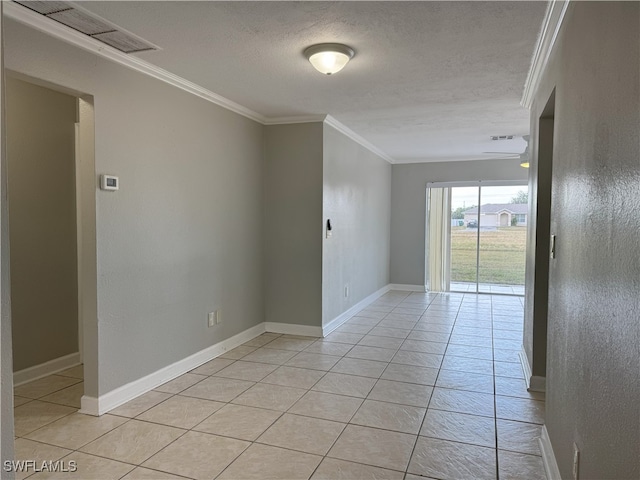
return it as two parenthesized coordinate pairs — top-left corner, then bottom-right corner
(490, 135), (515, 141)
(13, 1), (159, 53)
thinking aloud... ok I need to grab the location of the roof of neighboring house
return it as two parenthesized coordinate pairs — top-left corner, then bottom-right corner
(463, 203), (529, 215)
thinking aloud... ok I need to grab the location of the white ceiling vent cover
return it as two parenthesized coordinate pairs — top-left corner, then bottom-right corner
(13, 1), (159, 53)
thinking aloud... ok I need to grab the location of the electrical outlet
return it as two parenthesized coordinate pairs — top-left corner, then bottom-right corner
(572, 443), (580, 480)
(207, 311), (217, 328)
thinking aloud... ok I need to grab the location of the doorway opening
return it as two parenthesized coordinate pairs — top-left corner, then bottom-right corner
(6, 74), (98, 421)
(527, 89), (555, 390)
(427, 181), (528, 296)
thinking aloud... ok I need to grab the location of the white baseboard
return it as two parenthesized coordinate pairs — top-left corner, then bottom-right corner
(79, 282), (434, 417)
(388, 284), (427, 292)
(519, 345), (532, 383)
(530, 375), (546, 392)
(519, 345), (546, 392)
(322, 284), (392, 336)
(539, 425), (561, 480)
(80, 323), (266, 416)
(14, 352), (81, 386)
(264, 322), (323, 337)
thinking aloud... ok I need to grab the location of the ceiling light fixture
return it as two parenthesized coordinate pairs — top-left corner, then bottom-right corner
(304, 43), (355, 75)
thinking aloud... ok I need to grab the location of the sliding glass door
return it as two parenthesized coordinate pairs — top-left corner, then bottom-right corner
(428, 182), (527, 295)
(450, 186), (479, 292)
(477, 186), (527, 294)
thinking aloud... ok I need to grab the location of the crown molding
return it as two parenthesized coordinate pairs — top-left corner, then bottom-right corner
(324, 115), (395, 164)
(521, 0), (570, 109)
(5, 2), (400, 163)
(264, 115), (327, 125)
(4, 2), (267, 124)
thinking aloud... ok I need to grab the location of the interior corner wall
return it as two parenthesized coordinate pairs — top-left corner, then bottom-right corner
(531, 2), (639, 478)
(4, 18), (265, 396)
(264, 123), (323, 328)
(390, 159), (527, 286)
(322, 125), (391, 326)
(6, 77), (78, 372)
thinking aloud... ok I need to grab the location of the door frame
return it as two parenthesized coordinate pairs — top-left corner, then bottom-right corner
(427, 180), (528, 295)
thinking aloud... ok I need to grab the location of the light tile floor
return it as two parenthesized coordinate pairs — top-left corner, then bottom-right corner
(13, 291), (547, 479)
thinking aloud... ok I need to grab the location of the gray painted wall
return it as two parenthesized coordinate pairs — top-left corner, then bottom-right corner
(6, 77), (78, 372)
(390, 160), (527, 286)
(322, 125), (391, 326)
(0, 5), (16, 474)
(264, 123), (323, 328)
(4, 19), (265, 395)
(529, 3), (639, 478)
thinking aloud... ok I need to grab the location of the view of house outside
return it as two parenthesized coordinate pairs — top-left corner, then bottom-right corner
(450, 186), (528, 290)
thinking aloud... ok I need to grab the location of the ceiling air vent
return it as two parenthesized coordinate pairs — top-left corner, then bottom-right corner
(490, 135), (515, 141)
(13, 1), (159, 54)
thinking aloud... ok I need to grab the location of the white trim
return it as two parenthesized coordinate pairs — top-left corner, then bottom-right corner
(521, 0), (571, 109)
(264, 322), (323, 338)
(394, 155), (525, 165)
(75, 122), (83, 364)
(388, 284), (427, 293)
(530, 375), (546, 392)
(519, 345), (533, 383)
(14, 352), (81, 386)
(323, 285), (392, 336)
(324, 115), (395, 164)
(4, 2), (266, 124)
(426, 180), (528, 189)
(79, 323), (266, 416)
(539, 425), (562, 480)
(264, 115), (327, 125)
(519, 345), (547, 393)
(3, 3), (406, 165)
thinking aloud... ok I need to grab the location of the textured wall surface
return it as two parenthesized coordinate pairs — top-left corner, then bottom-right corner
(264, 123), (323, 328)
(390, 160), (527, 286)
(4, 19), (265, 395)
(0, 5), (16, 473)
(322, 124), (391, 326)
(6, 78), (78, 371)
(532, 3), (640, 478)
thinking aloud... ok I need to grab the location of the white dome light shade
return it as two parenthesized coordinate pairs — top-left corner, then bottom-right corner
(304, 43), (355, 75)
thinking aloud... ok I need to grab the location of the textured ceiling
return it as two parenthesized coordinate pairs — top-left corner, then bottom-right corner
(75, 1), (547, 163)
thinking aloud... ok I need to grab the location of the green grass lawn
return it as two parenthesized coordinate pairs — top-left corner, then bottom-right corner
(450, 226), (526, 285)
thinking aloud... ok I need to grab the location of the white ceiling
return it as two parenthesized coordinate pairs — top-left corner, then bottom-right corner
(75, 1), (547, 164)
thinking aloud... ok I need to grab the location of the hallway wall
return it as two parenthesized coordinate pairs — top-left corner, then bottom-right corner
(4, 18), (265, 397)
(530, 2), (640, 478)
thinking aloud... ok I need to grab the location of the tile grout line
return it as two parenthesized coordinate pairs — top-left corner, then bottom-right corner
(403, 291), (462, 477)
(15, 291), (541, 480)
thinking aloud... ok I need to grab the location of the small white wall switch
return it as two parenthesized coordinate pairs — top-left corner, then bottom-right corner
(344, 284), (349, 298)
(215, 310), (221, 325)
(100, 174), (119, 191)
(207, 312), (216, 327)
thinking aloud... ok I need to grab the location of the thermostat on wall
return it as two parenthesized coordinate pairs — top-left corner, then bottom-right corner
(100, 175), (119, 191)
